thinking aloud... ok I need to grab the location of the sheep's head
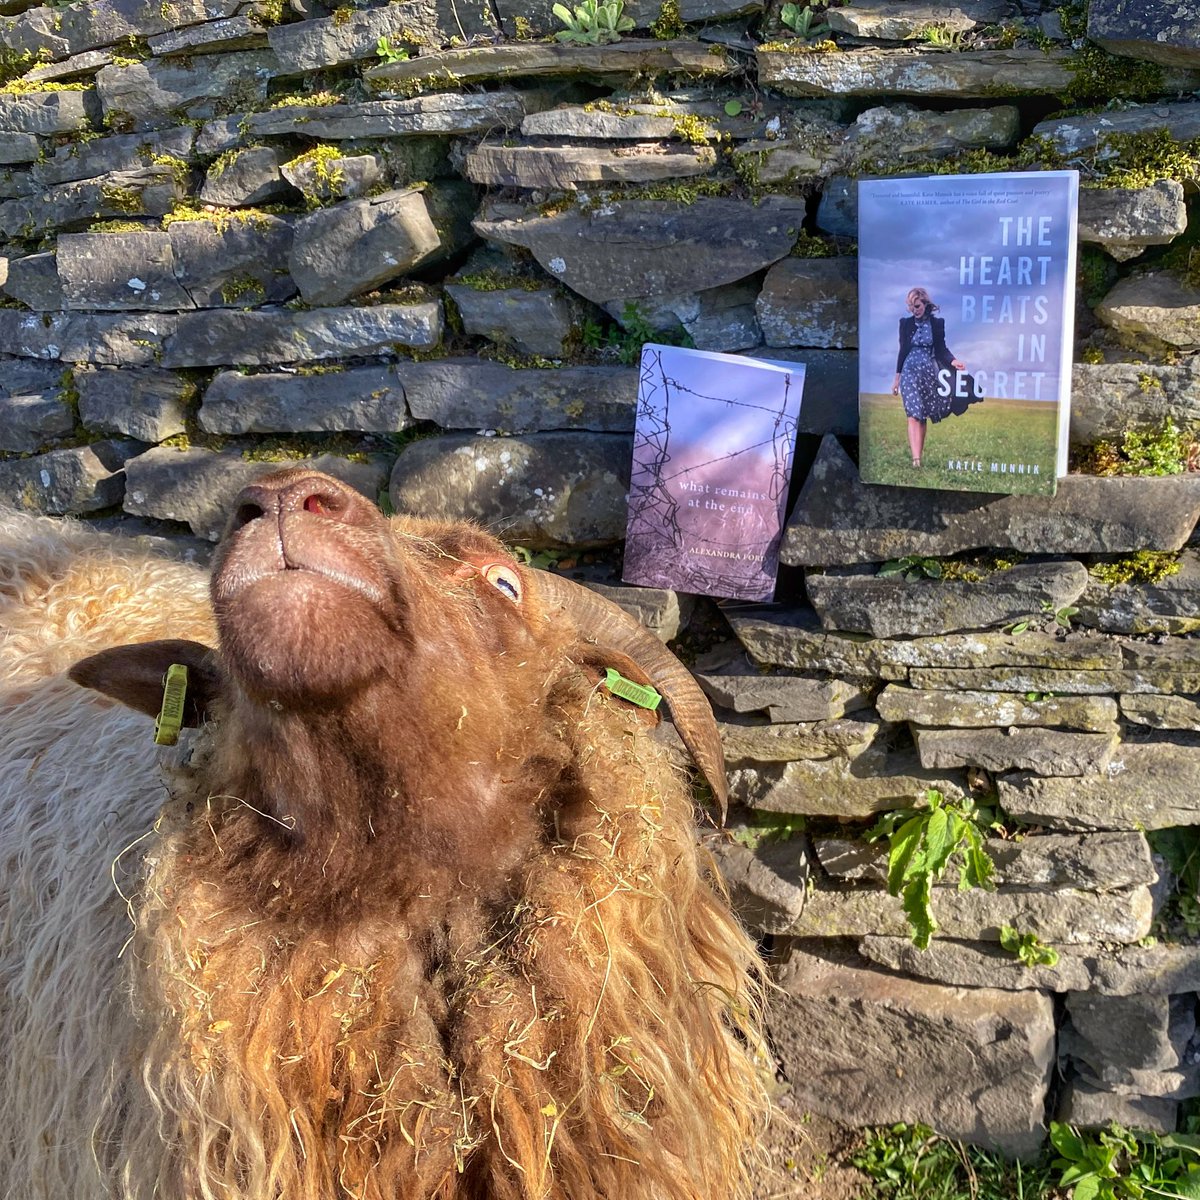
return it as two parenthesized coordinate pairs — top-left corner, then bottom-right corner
(68, 471), (726, 904)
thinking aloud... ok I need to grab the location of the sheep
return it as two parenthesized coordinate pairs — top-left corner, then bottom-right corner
(0, 468), (768, 1200)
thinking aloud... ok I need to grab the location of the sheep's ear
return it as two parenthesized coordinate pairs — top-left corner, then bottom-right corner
(68, 639), (222, 727)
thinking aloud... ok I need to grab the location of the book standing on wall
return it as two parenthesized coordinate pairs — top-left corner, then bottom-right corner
(623, 345), (804, 602)
(857, 170), (1079, 496)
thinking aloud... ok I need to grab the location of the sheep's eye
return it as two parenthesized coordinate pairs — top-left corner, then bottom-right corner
(482, 563), (523, 604)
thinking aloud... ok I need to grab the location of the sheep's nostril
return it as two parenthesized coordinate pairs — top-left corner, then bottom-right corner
(303, 494), (329, 516)
(234, 501), (265, 530)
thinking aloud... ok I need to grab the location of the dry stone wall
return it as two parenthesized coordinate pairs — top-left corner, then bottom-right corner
(4, 0), (1200, 1158)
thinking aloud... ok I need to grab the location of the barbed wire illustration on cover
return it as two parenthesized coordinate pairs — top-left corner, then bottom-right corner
(624, 347), (798, 599)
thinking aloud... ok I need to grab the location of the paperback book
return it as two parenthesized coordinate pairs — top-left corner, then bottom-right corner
(857, 170), (1079, 496)
(623, 344), (804, 602)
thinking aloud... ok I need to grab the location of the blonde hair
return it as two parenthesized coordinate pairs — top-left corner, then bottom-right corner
(906, 286), (939, 314)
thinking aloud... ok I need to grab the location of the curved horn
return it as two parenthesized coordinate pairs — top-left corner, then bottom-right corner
(529, 570), (728, 820)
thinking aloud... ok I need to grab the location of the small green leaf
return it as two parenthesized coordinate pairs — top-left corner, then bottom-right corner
(724, 99), (743, 116)
(886, 814), (926, 894)
(902, 875), (936, 949)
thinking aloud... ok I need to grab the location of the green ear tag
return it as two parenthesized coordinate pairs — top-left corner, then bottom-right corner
(154, 663), (189, 746)
(603, 667), (662, 711)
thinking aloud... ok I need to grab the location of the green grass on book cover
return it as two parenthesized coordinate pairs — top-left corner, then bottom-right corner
(859, 393), (1059, 495)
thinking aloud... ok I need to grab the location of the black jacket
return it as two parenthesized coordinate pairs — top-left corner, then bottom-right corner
(896, 315), (957, 374)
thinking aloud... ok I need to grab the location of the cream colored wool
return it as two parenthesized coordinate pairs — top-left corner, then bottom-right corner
(0, 508), (768, 1200)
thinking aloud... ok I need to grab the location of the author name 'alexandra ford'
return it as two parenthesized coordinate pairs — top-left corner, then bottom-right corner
(857, 171), (1079, 497)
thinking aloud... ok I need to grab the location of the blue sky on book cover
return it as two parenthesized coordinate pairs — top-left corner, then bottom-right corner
(858, 171), (1078, 495)
(623, 345), (803, 602)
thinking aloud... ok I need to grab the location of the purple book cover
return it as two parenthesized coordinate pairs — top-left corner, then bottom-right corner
(623, 344), (804, 602)
(858, 170), (1078, 496)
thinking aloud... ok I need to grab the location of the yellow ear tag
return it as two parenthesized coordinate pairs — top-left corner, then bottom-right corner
(154, 663), (189, 746)
(603, 667), (662, 711)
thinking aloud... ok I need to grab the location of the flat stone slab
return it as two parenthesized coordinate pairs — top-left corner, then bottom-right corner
(58, 229), (192, 311)
(5, 0), (243, 58)
(757, 47), (1197, 98)
(817, 831), (1156, 891)
(771, 947), (1054, 1156)
(729, 749), (962, 818)
(1088, 0), (1200, 68)
(826, 1), (1008, 38)
(31, 126), (195, 189)
(76, 365), (191, 442)
(519, 97), (788, 142)
(709, 837), (809, 935)
(463, 143), (716, 190)
(199, 365), (408, 435)
(843, 101), (1020, 165)
(858, 937), (1200, 996)
(0, 309), (177, 365)
(58, 218), (295, 311)
(786, 883), (1153, 944)
(0, 391), (74, 452)
(1077, 549), (1200, 635)
(1078, 180), (1187, 261)
(1033, 100), (1200, 157)
(123, 447), (390, 541)
(475, 195), (806, 306)
(199, 145), (290, 208)
(280, 151), (384, 206)
(0, 90), (90, 135)
(95, 50), (278, 130)
(999, 741), (1200, 830)
(719, 716), (882, 764)
(602, 277), (763, 353)
(363, 40), (733, 90)
(147, 14), (265, 55)
(1058, 1081), (1177, 1135)
(1066, 992), (1187, 1074)
(0, 130), (39, 163)
(268, 0), (497, 71)
(443, 283), (577, 359)
(197, 93), (529, 152)
(781, 435), (1200, 565)
(696, 658), (871, 721)
(289, 187), (445, 306)
(727, 603), (1124, 680)
(397, 359), (635, 433)
(875, 685), (1119, 732)
(1096, 271), (1200, 349)
(1070, 361), (1200, 446)
(160, 303), (443, 368)
(805, 560), (1089, 637)
(0, 167), (184, 238)
(1122, 693), (1200, 731)
(757, 257), (857, 349)
(389, 431), (631, 548)
(0, 439), (137, 515)
(914, 727), (1119, 775)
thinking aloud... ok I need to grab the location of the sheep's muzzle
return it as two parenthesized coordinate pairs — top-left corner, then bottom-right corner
(211, 470), (402, 704)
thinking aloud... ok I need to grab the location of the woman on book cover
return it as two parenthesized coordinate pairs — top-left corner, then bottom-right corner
(891, 287), (966, 468)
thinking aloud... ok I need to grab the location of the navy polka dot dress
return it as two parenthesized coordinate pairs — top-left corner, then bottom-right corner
(900, 318), (952, 423)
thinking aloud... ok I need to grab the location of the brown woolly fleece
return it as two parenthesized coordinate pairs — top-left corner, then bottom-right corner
(0, 470), (768, 1200)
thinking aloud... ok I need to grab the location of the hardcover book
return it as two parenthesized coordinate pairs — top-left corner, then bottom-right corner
(857, 170), (1079, 496)
(623, 344), (804, 602)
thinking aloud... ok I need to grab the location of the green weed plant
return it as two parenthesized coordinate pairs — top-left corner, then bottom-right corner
(998, 925), (1059, 968)
(866, 788), (998, 949)
(552, 0), (634, 44)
